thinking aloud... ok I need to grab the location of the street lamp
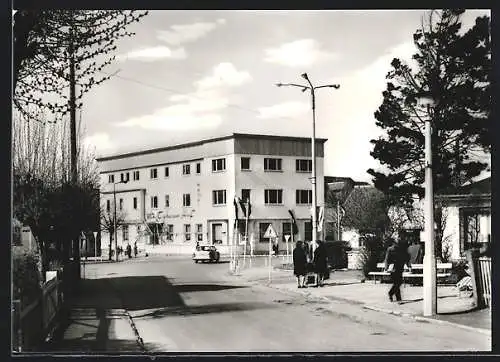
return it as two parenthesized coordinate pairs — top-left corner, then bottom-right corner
(276, 74), (340, 253)
(416, 90), (437, 316)
(113, 179), (128, 262)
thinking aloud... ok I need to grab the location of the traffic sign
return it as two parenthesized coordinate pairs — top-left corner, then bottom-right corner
(264, 224), (277, 239)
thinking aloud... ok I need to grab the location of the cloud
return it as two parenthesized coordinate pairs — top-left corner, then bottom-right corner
(257, 101), (309, 119)
(264, 39), (338, 68)
(117, 46), (187, 62)
(157, 19), (226, 46)
(115, 62), (250, 131)
(196, 62), (252, 89)
(83, 132), (115, 153)
(318, 40), (417, 180)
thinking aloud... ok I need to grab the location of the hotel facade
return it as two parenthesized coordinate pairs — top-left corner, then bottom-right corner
(96, 133), (326, 254)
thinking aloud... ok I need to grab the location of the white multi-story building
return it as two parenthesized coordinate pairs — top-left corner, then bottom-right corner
(96, 133), (326, 254)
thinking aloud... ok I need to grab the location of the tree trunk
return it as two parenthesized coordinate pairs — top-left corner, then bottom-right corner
(108, 233), (113, 261)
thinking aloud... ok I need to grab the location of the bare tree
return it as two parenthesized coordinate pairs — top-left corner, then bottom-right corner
(12, 110), (100, 274)
(100, 208), (127, 261)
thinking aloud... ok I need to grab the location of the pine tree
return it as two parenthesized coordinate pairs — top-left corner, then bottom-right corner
(367, 9), (491, 206)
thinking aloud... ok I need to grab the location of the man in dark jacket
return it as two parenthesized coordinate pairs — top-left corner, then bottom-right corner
(385, 239), (411, 302)
(293, 240), (307, 288)
(313, 240), (328, 287)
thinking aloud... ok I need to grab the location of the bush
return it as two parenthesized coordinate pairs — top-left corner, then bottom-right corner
(325, 240), (351, 269)
(358, 235), (388, 277)
(13, 246), (43, 308)
(449, 259), (469, 284)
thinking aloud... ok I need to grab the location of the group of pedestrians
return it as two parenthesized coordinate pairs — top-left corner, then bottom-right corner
(292, 240), (329, 288)
(125, 242), (138, 259)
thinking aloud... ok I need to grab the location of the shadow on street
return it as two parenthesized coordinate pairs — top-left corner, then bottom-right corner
(70, 276), (251, 312)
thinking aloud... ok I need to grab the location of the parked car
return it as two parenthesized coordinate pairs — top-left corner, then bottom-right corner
(193, 245), (220, 263)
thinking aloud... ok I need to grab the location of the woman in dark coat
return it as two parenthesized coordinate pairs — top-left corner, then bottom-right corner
(313, 240), (328, 287)
(293, 240), (308, 288)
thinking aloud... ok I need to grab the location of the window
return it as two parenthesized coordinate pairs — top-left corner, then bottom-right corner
(119, 198), (123, 210)
(183, 164), (190, 175)
(461, 208), (491, 254)
(264, 158), (282, 171)
(151, 196), (158, 209)
(165, 195), (170, 207)
(120, 172), (130, 183)
(241, 157), (250, 170)
(196, 163), (201, 174)
(164, 167), (169, 177)
(133, 197), (137, 210)
(296, 159), (312, 172)
(150, 168), (158, 179)
(296, 189), (313, 204)
(133, 170), (140, 181)
(196, 224), (203, 242)
(106, 200), (111, 212)
(259, 222), (272, 243)
(166, 224), (174, 241)
(265, 189), (283, 205)
(122, 225), (129, 242)
(108, 174), (115, 183)
(183, 194), (191, 207)
(282, 222), (292, 242)
(241, 189), (251, 202)
(212, 158), (226, 172)
(184, 224), (191, 241)
(212, 190), (227, 205)
(305, 221), (312, 241)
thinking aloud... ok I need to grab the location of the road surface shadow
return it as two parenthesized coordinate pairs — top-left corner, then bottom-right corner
(141, 301), (277, 319)
(174, 284), (247, 293)
(71, 276), (251, 312)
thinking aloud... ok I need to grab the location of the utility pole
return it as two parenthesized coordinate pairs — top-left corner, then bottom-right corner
(276, 73), (340, 253)
(68, 23), (81, 278)
(416, 91), (437, 317)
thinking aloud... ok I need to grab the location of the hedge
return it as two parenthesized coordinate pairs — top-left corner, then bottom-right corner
(13, 246), (43, 308)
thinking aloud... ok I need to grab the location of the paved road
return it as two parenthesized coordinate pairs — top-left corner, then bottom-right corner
(81, 256), (490, 352)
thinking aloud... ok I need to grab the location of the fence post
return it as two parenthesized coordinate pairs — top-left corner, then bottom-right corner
(12, 300), (22, 352)
(465, 250), (481, 309)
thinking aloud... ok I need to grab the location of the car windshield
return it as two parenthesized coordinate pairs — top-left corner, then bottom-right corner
(200, 246), (210, 251)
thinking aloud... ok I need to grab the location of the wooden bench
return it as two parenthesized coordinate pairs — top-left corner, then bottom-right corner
(369, 263), (452, 284)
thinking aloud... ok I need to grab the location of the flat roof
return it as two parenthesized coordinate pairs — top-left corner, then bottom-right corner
(96, 133), (328, 162)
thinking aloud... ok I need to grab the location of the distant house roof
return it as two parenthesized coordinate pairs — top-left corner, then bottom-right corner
(439, 177), (491, 196)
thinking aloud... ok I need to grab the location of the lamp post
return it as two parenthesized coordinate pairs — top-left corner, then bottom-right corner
(276, 73), (339, 253)
(416, 91), (437, 316)
(113, 179), (128, 262)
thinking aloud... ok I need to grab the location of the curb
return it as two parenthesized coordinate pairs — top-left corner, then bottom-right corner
(363, 305), (491, 336)
(248, 276), (492, 337)
(124, 311), (147, 352)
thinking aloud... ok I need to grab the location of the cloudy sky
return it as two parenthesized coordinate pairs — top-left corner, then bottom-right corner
(80, 9), (490, 183)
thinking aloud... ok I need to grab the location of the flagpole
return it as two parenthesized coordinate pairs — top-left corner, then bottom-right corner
(244, 198), (249, 267)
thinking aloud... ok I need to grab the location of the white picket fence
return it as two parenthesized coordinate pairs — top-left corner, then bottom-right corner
(477, 257), (491, 309)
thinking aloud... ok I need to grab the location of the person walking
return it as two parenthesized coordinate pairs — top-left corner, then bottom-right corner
(133, 242), (138, 257)
(384, 238), (411, 302)
(126, 243), (132, 259)
(293, 240), (308, 288)
(313, 240), (328, 287)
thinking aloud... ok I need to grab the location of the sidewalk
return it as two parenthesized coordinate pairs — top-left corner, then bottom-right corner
(45, 278), (144, 353)
(228, 260), (491, 335)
